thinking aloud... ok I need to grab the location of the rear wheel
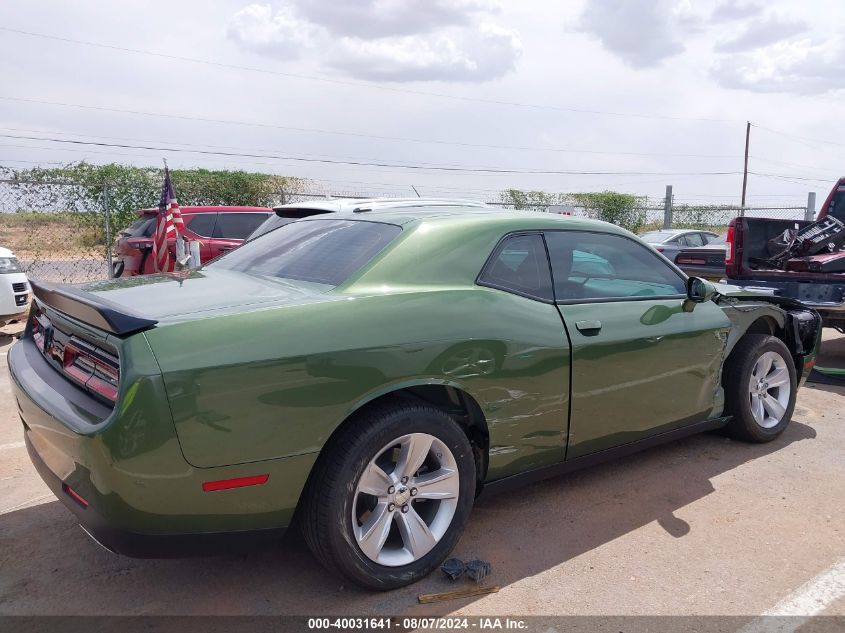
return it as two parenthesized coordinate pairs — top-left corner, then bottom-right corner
(723, 334), (796, 442)
(301, 401), (476, 590)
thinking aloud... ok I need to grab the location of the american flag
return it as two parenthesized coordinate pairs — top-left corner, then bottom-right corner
(152, 166), (185, 273)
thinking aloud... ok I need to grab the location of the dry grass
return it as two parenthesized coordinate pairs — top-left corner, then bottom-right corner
(0, 213), (105, 259)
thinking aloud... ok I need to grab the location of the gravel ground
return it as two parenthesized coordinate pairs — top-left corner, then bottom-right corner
(0, 322), (842, 622)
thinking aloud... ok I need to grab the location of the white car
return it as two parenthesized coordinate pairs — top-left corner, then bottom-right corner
(0, 247), (30, 326)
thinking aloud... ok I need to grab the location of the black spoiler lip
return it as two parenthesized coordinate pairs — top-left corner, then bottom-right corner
(30, 279), (158, 336)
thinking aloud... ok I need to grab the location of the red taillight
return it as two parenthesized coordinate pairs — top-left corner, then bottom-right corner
(31, 314), (43, 349)
(62, 483), (89, 508)
(63, 342), (120, 402)
(725, 224), (735, 266)
(202, 474), (270, 492)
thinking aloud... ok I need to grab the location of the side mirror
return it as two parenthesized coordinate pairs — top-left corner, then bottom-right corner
(686, 277), (716, 303)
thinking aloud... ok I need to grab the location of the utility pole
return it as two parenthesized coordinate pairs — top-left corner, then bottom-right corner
(741, 121), (750, 214)
(663, 185), (673, 229)
(805, 191), (817, 221)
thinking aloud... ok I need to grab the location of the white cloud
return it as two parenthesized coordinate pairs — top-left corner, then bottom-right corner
(289, 0), (500, 38)
(578, 0), (694, 68)
(711, 38), (845, 94)
(328, 23), (521, 82)
(227, 4), (314, 60)
(715, 17), (809, 53)
(226, 1), (519, 82)
(711, 2), (763, 23)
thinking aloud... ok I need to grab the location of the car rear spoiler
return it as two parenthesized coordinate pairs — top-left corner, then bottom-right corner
(30, 279), (158, 336)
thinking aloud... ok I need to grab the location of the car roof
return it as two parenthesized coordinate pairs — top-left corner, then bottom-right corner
(641, 229), (709, 241)
(272, 197), (487, 215)
(138, 206), (272, 215)
(296, 205), (632, 236)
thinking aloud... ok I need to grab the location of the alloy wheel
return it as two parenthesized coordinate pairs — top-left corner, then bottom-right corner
(747, 350), (792, 429)
(352, 432), (460, 567)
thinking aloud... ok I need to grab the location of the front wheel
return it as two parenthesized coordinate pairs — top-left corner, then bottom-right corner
(301, 401), (476, 590)
(723, 334), (797, 442)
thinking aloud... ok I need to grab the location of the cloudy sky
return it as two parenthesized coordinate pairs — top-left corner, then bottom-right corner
(1, 0), (844, 205)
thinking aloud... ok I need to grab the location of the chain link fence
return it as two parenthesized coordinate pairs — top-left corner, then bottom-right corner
(0, 178), (816, 284)
(0, 179), (112, 283)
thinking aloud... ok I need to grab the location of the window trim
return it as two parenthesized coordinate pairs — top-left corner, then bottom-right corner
(542, 228), (689, 306)
(476, 231), (555, 304)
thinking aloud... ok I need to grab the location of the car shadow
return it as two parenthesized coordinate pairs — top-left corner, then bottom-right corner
(0, 420), (816, 616)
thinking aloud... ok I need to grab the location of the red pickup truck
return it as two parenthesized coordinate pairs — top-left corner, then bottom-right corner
(113, 206), (273, 276)
(724, 177), (845, 331)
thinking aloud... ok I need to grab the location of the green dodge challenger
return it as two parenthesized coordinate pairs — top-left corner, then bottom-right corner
(8, 203), (821, 589)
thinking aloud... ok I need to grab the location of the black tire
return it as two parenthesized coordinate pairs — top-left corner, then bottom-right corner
(723, 334), (797, 442)
(301, 400), (476, 590)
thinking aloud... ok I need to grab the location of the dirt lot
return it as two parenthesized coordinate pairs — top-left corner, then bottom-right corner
(1, 322), (843, 624)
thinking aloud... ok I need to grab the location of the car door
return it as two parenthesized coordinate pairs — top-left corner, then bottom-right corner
(543, 230), (731, 460)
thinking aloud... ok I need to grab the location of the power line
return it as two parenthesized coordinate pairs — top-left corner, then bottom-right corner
(0, 101), (740, 160)
(752, 123), (845, 151)
(0, 26), (740, 124)
(0, 132), (750, 176)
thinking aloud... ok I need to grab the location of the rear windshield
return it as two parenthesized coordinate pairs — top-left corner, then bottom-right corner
(247, 215), (298, 241)
(826, 185), (845, 220)
(121, 215), (156, 238)
(640, 231), (673, 243)
(210, 219), (401, 286)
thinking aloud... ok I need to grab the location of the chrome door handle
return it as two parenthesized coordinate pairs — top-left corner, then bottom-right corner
(575, 319), (602, 334)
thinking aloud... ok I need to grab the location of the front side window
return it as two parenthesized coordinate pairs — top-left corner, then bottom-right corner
(210, 219), (401, 287)
(544, 231), (686, 302)
(478, 233), (553, 301)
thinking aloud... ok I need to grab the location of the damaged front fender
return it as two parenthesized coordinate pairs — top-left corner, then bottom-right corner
(714, 283), (822, 384)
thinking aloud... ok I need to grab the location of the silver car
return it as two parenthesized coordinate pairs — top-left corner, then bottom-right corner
(640, 229), (720, 261)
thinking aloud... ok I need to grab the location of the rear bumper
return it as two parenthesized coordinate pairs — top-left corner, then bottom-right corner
(24, 433), (285, 558)
(0, 272), (30, 319)
(8, 334), (312, 558)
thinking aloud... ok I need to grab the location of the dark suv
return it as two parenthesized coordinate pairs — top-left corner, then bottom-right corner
(113, 206), (273, 276)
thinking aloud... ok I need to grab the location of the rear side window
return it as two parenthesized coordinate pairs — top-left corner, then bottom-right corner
(185, 213), (217, 237)
(211, 219), (401, 286)
(214, 213), (271, 240)
(478, 234), (553, 302)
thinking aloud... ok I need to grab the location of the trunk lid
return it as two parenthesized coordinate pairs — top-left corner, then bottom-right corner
(76, 268), (332, 324)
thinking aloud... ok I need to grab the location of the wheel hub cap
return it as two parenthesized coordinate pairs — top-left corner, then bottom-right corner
(393, 487), (411, 506)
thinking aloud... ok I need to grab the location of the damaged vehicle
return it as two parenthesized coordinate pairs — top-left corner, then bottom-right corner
(8, 205), (822, 590)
